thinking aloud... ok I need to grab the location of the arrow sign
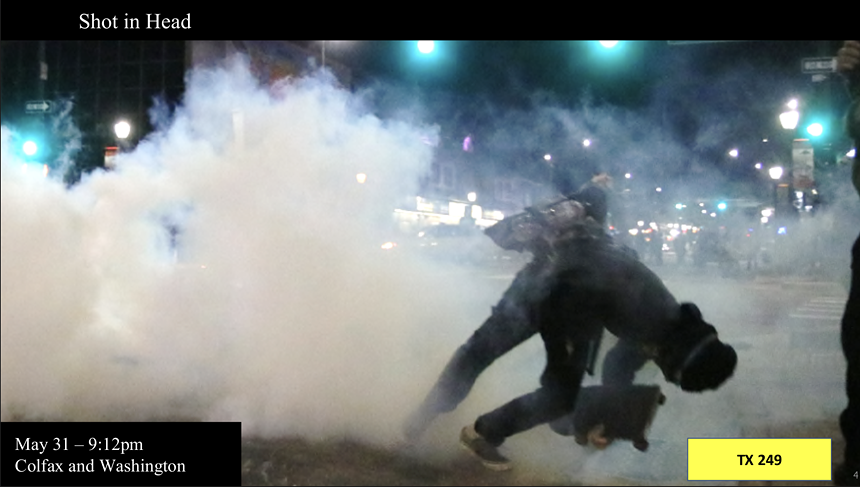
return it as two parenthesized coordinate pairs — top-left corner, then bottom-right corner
(25, 100), (53, 114)
(802, 57), (835, 74)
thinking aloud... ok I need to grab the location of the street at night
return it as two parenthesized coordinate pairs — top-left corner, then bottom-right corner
(236, 263), (849, 486)
(1, 40), (858, 486)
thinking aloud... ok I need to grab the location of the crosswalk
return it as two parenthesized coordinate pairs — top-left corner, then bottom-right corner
(789, 296), (846, 322)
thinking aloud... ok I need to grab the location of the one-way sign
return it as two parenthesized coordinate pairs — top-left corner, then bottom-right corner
(802, 57), (836, 74)
(25, 100), (53, 114)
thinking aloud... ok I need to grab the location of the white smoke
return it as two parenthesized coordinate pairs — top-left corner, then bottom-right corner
(1, 57), (490, 444)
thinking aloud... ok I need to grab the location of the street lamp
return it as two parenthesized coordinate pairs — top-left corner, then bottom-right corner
(780, 99), (799, 130)
(22, 140), (38, 157)
(769, 166), (784, 180)
(114, 120), (131, 140)
(417, 41), (435, 54)
(780, 110), (799, 130)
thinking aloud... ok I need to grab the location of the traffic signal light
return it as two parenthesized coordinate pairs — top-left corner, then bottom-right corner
(18, 133), (48, 162)
(416, 41), (435, 54)
(22, 139), (39, 157)
(806, 122), (825, 138)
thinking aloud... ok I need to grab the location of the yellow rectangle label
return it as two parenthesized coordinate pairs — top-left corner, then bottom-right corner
(688, 438), (831, 481)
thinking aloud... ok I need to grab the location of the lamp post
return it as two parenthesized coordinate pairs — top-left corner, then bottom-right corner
(780, 99), (799, 131)
(114, 120), (131, 153)
(768, 165), (784, 181)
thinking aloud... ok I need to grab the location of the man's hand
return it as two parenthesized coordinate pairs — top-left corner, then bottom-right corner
(837, 40), (860, 77)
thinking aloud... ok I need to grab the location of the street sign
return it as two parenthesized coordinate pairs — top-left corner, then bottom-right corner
(802, 57), (835, 74)
(24, 100), (53, 114)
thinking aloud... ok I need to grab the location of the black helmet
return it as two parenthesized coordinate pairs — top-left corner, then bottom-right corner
(676, 337), (738, 392)
(661, 303), (738, 393)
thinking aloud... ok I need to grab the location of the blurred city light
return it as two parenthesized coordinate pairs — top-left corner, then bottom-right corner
(728, 148), (739, 158)
(780, 110), (799, 130)
(582, 139), (591, 147)
(806, 122), (823, 137)
(22, 140), (38, 156)
(769, 166), (784, 180)
(114, 120), (131, 139)
(417, 41), (435, 54)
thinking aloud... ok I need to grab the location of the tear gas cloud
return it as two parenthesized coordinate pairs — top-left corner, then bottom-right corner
(1, 58), (496, 443)
(1, 50), (855, 479)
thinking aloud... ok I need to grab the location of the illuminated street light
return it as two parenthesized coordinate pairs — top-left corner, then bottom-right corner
(769, 166), (784, 180)
(806, 123), (823, 137)
(356, 173), (367, 184)
(544, 154), (552, 161)
(467, 191), (477, 202)
(22, 140), (38, 156)
(114, 120), (131, 139)
(780, 110), (799, 130)
(728, 148), (739, 158)
(780, 98), (800, 130)
(417, 41), (435, 54)
(582, 139), (591, 147)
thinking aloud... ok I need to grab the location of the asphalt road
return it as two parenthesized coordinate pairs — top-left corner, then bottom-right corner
(240, 261), (850, 486)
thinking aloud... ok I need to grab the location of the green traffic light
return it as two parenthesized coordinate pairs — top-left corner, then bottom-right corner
(806, 123), (824, 137)
(417, 41), (435, 54)
(22, 140), (38, 156)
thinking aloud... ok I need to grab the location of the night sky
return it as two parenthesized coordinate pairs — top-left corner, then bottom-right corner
(324, 41), (845, 109)
(311, 40), (854, 200)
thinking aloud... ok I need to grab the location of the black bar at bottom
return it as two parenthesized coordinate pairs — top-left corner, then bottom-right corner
(1, 421), (240, 486)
